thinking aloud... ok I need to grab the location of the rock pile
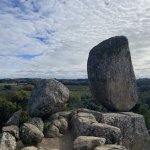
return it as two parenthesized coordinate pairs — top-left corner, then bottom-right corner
(87, 36), (138, 111)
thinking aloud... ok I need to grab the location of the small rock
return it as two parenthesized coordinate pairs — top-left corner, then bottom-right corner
(73, 136), (106, 150)
(20, 123), (44, 146)
(44, 124), (60, 138)
(57, 111), (72, 121)
(2, 125), (19, 140)
(95, 144), (127, 150)
(77, 108), (103, 122)
(21, 146), (37, 150)
(52, 119), (61, 129)
(59, 117), (68, 134)
(5, 110), (21, 126)
(0, 132), (17, 150)
(28, 117), (44, 132)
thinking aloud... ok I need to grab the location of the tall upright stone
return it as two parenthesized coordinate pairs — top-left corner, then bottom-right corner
(87, 36), (138, 111)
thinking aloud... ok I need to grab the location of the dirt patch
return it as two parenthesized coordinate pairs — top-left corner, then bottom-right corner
(38, 131), (74, 150)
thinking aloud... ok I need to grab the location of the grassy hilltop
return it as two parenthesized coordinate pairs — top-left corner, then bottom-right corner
(0, 78), (150, 130)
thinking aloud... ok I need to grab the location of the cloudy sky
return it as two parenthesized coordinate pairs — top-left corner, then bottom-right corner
(0, 0), (150, 79)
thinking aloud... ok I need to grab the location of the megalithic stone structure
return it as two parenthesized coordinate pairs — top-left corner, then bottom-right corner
(87, 36), (138, 111)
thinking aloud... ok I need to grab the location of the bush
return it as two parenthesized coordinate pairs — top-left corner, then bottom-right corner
(22, 84), (33, 91)
(3, 85), (12, 90)
(0, 99), (18, 124)
(20, 111), (30, 125)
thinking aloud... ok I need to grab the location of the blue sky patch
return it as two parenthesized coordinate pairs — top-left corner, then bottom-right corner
(16, 53), (43, 60)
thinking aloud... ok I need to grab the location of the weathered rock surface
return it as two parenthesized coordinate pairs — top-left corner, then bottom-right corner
(44, 124), (60, 138)
(72, 112), (121, 144)
(0, 132), (17, 150)
(102, 112), (149, 138)
(87, 36), (138, 111)
(21, 146), (37, 150)
(16, 140), (25, 149)
(20, 123), (44, 146)
(59, 117), (68, 134)
(28, 79), (69, 118)
(5, 110), (21, 126)
(73, 136), (106, 150)
(102, 112), (149, 149)
(95, 144), (127, 150)
(2, 125), (19, 140)
(77, 108), (103, 122)
(28, 117), (44, 132)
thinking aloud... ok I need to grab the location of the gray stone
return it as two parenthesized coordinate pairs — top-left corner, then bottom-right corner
(0, 132), (17, 150)
(21, 146), (37, 150)
(59, 117), (68, 134)
(77, 108), (103, 122)
(57, 111), (72, 121)
(72, 112), (121, 144)
(87, 36), (138, 111)
(2, 125), (19, 140)
(73, 136), (106, 150)
(44, 124), (60, 138)
(95, 144), (127, 150)
(16, 140), (25, 150)
(28, 117), (44, 132)
(102, 112), (149, 138)
(6, 110), (21, 126)
(19, 123), (44, 146)
(28, 79), (69, 118)
(101, 112), (149, 149)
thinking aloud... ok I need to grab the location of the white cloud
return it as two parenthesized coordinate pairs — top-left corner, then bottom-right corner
(0, 0), (150, 78)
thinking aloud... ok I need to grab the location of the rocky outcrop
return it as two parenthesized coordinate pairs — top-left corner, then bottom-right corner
(28, 117), (44, 132)
(95, 144), (127, 150)
(44, 116), (68, 137)
(0, 132), (17, 150)
(87, 36), (138, 111)
(28, 79), (69, 118)
(5, 110), (21, 126)
(19, 123), (44, 146)
(102, 112), (149, 149)
(2, 125), (19, 140)
(102, 112), (149, 138)
(73, 136), (106, 150)
(72, 112), (121, 144)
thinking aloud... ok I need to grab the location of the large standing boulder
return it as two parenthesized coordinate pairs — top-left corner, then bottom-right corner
(28, 79), (69, 118)
(19, 123), (44, 146)
(87, 36), (138, 111)
(0, 132), (17, 150)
